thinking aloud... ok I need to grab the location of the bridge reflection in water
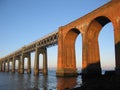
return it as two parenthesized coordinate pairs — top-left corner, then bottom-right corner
(0, 70), (81, 90)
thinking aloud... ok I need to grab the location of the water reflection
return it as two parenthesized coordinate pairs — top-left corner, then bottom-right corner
(57, 77), (77, 90)
(0, 71), (81, 90)
(42, 76), (48, 90)
(33, 76), (40, 89)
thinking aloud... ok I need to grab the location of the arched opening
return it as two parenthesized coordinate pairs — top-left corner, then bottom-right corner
(9, 61), (12, 72)
(48, 46), (57, 75)
(39, 54), (43, 73)
(24, 57), (28, 73)
(99, 22), (115, 72)
(64, 28), (81, 74)
(5, 62), (7, 72)
(75, 32), (82, 73)
(15, 60), (19, 72)
(86, 16), (115, 75)
(31, 52), (35, 73)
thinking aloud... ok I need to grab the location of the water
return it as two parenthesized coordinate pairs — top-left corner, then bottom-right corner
(0, 70), (82, 90)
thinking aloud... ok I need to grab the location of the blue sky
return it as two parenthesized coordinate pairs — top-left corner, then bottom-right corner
(0, 0), (115, 70)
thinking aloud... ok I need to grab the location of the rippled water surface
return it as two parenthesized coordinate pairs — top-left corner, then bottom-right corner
(0, 70), (82, 90)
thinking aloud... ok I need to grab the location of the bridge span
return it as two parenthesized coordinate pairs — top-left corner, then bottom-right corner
(0, 30), (58, 75)
(0, 0), (120, 78)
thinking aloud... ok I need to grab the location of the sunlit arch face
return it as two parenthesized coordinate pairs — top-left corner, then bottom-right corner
(95, 16), (115, 70)
(64, 28), (80, 68)
(84, 16), (114, 73)
(86, 16), (111, 42)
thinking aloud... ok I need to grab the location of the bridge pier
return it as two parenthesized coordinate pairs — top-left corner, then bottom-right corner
(34, 48), (39, 75)
(0, 62), (2, 72)
(82, 40), (101, 79)
(57, 68), (77, 77)
(82, 20), (102, 80)
(19, 53), (31, 74)
(34, 47), (48, 76)
(114, 27), (120, 74)
(12, 57), (15, 73)
(27, 53), (31, 74)
(56, 28), (77, 77)
(2, 62), (5, 72)
(20, 54), (24, 74)
(0, 62), (3, 72)
(43, 47), (48, 75)
(1, 61), (3, 72)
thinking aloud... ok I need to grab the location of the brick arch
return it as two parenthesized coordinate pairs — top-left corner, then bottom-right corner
(57, 28), (81, 76)
(64, 28), (80, 67)
(86, 16), (112, 39)
(82, 16), (115, 78)
(64, 28), (80, 50)
(94, 16), (111, 26)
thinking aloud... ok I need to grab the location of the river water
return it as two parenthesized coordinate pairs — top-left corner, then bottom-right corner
(0, 70), (82, 90)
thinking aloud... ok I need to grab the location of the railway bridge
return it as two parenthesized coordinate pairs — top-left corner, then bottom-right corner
(0, 0), (120, 78)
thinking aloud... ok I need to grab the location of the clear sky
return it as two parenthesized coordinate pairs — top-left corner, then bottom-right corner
(0, 0), (115, 70)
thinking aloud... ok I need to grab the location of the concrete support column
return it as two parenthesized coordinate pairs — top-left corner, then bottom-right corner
(0, 63), (2, 72)
(12, 57), (15, 73)
(2, 62), (4, 72)
(0, 62), (2, 72)
(27, 53), (31, 74)
(43, 47), (48, 75)
(20, 54), (24, 74)
(114, 28), (120, 73)
(3, 62), (5, 72)
(56, 27), (77, 77)
(0, 63), (1, 71)
(82, 39), (101, 79)
(82, 20), (102, 80)
(17, 59), (20, 73)
(6, 60), (9, 72)
(1, 63), (3, 72)
(19, 59), (22, 73)
(34, 48), (39, 76)
(1, 63), (2, 72)
(82, 42), (101, 78)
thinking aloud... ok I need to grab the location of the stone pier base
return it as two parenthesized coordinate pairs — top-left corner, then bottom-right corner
(27, 69), (31, 74)
(34, 69), (39, 76)
(56, 68), (77, 77)
(20, 69), (24, 74)
(82, 66), (101, 82)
